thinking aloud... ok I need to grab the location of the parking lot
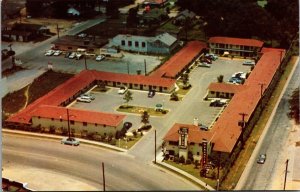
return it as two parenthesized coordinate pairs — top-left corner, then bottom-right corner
(43, 51), (163, 75)
(70, 57), (252, 132)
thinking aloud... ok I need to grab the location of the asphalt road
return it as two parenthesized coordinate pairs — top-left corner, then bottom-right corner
(2, 133), (199, 191)
(242, 59), (300, 190)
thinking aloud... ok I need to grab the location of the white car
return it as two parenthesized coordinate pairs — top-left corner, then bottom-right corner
(243, 60), (255, 65)
(232, 72), (246, 79)
(118, 86), (128, 94)
(75, 53), (83, 60)
(199, 62), (211, 68)
(45, 50), (55, 56)
(77, 97), (92, 103)
(96, 55), (105, 61)
(68, 52), (76, 59)
(61, 137), (80, 146)
(53, 50), (62, 56)
(80, 93), (95, 100)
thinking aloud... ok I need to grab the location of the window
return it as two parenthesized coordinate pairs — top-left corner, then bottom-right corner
(164, 87), (167, 90)
(51, 118), (54, 121)
(121, 40), (125, 46)
(128, 41), (132, 47)
(190, 142), (195, 145)
(70, 120), (75, 125)
(38, 116), (40, 119)
(135, 41), (139, 47)
(60, 119), (62, 122)
(142, 42), (146, 47)
(134, 84), (138, 86)
(153, 86), (157, 89)
(103, 124), (106, 127)
(95, 123), (98, 126)
(83, 122), (87, 126)
(117, 82), (121, 85)
(197, 152), (200, 155)
(211, 91), (215, 94)
(68, 47), (72, 50)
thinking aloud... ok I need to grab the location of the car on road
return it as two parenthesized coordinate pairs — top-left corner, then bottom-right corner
(118, 86), (128, 94)
(123, 122), (132, 130)
(53, 50), (62, 56)
(148, 90), (155, 98)
(257, 154), (267, 164)
(210, 99), (227, 107)
(77, 96), (92, 103)
(61, 137), (80, 146)
(68, 52), (76, 59)
(45, 50), (55, 56)
(96, 55), (105, 61)
(243, 60), (255, 66)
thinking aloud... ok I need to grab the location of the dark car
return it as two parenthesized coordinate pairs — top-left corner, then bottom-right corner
(123, 122), (132, 130)
(138, 124), (152, 132)
(257, 154), (266, 164)
(199, 124), (208, 131)
(65, 52), (71, 58)
(148, 90), (155, 98)
(210, 99), (227, 107)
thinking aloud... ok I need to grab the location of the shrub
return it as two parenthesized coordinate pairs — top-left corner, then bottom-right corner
(162, 110), (167, 114)
(186, 159), (192, 164)
(179, 155), (185, 164)
(174, 156), (179, 163)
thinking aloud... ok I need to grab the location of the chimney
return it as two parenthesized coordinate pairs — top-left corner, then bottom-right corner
(193, 117), (199, 126)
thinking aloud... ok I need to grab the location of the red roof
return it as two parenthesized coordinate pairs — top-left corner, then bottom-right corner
(151, 41), (207, 78)
(7, 70), (176, 124)
(163, 123), (214, 144)
(211, 48), (285, 153)
(207, 83), (243, 94)
(31, 105), (125, 127)
(208, 37), (264, 47)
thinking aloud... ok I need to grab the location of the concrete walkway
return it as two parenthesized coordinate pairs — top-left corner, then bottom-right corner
(154, 152), (215, 191)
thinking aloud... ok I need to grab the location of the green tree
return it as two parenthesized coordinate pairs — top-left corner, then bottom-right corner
(141, 111), (150, 126)
(217, 75), (224, 83)
(181, 73), (190, 89)
(288, 88), (299, 124)
(170, 91), (179, 101)
(127, 7), (139, 27)
(123, 90), (133, 106)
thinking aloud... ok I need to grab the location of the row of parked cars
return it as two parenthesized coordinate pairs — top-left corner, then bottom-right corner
(198, 53), (218, 68)
(45, 49), (106, 61)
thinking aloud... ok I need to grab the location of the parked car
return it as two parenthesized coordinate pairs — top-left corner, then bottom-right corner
(232, 72), (246, 80)
(53, 50), (62, 56)
(45, 50), (55, 56)
(77, 96), (92, 103)
(138, 124), (152, 132)
(118, 86), (128, 94)
(199, 62), (211, 68)
(68, 52), (76, 59)
(76, 53), (83, 60)
(155, 103), (163, 112)
(205, 53), (218, 60)
(201, 58), (212, 64)
(210, 99), (227, 107)
(148, 90), (155, 98)
(78, 33), (87, 38)
(228, 77), (243, 84)
(81, 93), (95, 100)
(65, 52), (72, 58)
(96, 55), (105, 61)
(61, 137), (80, 146)
(199, 124), (209, 131)
(123, 122), (132, 130)
(257, 154), (266, 164)
(243, 60), (255, 66)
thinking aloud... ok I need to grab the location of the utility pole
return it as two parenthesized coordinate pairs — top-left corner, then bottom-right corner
(84, 54), (87, 70)
(56, 23), (60, 39)
(144, 59), (147, 75)
(217, 152), (220, 190)
(102, 162), (106, 191)
(258, 83), (265, 112)
(238, 113), (248, 146)
(67, 108), (71, 139)
(154, 129), (157, 164)
(283, 159), (289, 190)
(127, 62), (129, 74)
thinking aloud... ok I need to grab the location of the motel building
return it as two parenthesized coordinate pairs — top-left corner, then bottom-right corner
(31, 105), (126, 137)
(162, 123), (214, 162)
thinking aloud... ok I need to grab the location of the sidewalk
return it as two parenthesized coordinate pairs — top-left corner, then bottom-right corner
(3, 129), (127, 152)
(154, 152), (215, 191)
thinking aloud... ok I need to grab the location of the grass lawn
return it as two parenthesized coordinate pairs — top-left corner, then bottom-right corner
(165, 160), (217, 188)
(220, 56), (298, 190)
(116, 134), (144, 149)
(116, 105), (169, 116)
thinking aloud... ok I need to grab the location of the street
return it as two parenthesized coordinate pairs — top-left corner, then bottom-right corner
(2, 133), (199, 191)
(239, 57), (299, 190)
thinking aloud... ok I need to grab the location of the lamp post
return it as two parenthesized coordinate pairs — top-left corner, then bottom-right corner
(66, 108), (71, 139)
(84, 54), (88, 70)
(102, 162), (106, 191)
(154, 129), (157, 164)
(283, 159), (289, 190)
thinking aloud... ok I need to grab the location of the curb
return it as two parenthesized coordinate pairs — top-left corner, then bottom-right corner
(235, 56), (299, 189)
(2, 129), (127, 153)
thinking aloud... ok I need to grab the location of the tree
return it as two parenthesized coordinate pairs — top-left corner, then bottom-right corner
(170, 91), (179, 101)
(106, 1), (119, 19)
(181, 73), (190, 89)
(127, 7), (139, 27)
(288, 88), (299, 124)
(217, 75), (224, 83)
(141, 111), (150, 126)
(123, 90), (133, 106)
